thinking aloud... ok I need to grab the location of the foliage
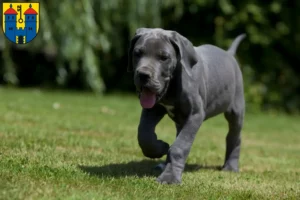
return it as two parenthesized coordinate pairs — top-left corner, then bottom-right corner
(0, 0), (299, 112)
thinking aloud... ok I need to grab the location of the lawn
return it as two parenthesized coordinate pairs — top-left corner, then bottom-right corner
(0, 87), (299, 200)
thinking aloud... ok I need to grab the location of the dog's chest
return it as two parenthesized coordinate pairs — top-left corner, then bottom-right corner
(160, 103), (175, 118)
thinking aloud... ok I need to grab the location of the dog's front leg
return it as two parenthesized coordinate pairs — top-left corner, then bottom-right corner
(138, 106), (169, 159)
(156, 113), (204, 184)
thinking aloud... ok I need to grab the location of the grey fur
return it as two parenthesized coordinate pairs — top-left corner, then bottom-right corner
(227, 34), (246, 55)
(128, 28), (246, 184)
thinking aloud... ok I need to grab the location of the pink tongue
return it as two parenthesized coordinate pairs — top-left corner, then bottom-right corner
(140, 88), (156, 108)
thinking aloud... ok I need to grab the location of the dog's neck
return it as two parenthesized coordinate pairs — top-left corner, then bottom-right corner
(159, 66), (181, 106)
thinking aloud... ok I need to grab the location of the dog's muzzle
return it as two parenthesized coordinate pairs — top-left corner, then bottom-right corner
(135, 68), (172, 109)
(137, 79), (171, 109)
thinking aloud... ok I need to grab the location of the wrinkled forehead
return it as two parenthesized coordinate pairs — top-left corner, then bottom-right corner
(134, 33), (175, 53)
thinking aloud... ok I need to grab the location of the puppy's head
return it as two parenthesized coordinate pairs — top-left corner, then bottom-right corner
(128, 28), (198, 109)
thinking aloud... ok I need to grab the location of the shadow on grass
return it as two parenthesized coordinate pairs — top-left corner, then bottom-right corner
(78, 159), (221, 178)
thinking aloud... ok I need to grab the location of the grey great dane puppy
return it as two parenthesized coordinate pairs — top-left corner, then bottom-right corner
(128, 28), (246, 184)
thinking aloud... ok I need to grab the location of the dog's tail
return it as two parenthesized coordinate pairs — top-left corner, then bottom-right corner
(227, 34), (246, 56)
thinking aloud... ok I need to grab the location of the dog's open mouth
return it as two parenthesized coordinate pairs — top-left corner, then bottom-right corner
(139, 87), (157, 109)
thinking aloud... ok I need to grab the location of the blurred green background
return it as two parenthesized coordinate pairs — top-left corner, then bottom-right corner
(1, 0), (299, 113)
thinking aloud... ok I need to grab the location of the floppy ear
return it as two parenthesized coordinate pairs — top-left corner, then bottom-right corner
(169, 31), (198, 77)
(127, 28), (152, 72)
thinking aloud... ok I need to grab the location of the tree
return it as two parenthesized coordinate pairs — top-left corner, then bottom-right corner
(1, 0), (299, 112)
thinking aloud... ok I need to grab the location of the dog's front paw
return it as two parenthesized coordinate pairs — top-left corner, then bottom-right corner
(156, 164), (182, 184)
(156, 173), (181, 184)
(222, 163), (239, 172)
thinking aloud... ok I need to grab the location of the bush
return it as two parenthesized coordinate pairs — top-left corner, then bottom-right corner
(1, 0), (299, 112)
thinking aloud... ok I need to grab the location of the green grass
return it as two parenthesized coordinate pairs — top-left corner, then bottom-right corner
(0, 87), (299, 200)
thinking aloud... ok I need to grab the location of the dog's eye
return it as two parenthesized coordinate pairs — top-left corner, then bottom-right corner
(159, 54), (169, 61)
(134, 49), (143, 58)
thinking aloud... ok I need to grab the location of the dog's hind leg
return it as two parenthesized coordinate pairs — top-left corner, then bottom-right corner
(222, 87), (245, 172)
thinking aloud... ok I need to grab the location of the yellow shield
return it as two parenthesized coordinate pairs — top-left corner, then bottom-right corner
(2, 2), (39, 44)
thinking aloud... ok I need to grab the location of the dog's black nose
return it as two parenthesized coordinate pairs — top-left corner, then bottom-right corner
(137, 71), (151, 82)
